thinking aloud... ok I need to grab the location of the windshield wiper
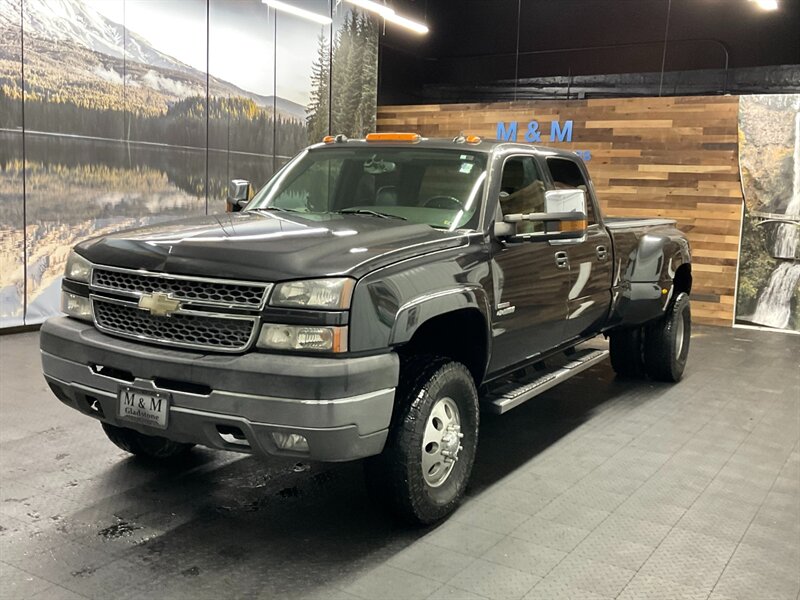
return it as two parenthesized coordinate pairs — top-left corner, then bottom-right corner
(250, 206), (304, 214)
(336, 208), (407, 220)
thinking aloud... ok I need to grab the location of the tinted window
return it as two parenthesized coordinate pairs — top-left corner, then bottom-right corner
(499, 156), (545, 215)
(499, 156), (546, 233)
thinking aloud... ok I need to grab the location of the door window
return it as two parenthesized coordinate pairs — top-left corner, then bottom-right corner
(499, 156), (546, 232)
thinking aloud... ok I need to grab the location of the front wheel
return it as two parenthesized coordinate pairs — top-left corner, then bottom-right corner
(643, 292), (691, 382)
(365, 357), (479, 525)
(102, 423), (194, 460)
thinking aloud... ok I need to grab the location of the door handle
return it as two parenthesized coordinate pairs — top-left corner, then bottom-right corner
(596, 245), (608, 261)
(554, 251), (569, 269)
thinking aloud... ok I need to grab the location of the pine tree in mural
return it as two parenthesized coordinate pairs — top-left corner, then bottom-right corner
(307, 9), (377, 143)
(307, 33), (331, 144)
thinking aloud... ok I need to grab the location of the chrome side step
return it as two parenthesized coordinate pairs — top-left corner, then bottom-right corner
(482, 349), (609, 415)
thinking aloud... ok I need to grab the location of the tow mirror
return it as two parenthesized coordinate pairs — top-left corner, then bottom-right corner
(226, 179), (253, 212)
(498, 189), (588, 242)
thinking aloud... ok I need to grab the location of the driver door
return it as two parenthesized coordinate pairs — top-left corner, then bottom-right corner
(488, 155), (570, 372)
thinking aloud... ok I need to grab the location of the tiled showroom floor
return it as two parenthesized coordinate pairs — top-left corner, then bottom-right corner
(1, 325), (798, 600)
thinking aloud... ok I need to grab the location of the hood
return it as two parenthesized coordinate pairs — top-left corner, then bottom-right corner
(77, 211), (468, 282)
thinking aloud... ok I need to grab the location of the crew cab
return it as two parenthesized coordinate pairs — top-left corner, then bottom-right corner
(41, 133), (692, 524)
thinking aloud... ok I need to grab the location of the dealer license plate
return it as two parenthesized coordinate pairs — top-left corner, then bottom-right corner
(118, 387), (170, 430)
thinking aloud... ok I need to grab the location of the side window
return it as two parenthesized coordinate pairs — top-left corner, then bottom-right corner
(498, 156), (546, 217)
(545, 157), (596, 224)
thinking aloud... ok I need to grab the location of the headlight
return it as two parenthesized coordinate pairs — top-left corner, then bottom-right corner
(269, 278), (354, 310)
(257, 323), (348, 353)
(61, 291), (92, 321)
(65, 251), (92, 283)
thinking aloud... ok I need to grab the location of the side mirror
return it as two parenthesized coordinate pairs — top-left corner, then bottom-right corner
(226, 179), (253, 212)
(500, 189), (588, 241)
(494, 219), (516, 238)
(544, 188), (586, 215)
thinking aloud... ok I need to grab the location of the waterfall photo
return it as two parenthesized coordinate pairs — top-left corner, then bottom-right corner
(735, 94), (800, 332)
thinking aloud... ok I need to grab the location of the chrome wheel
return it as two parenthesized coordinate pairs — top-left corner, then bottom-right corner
(422, 396), (463, 488)
(675, 314), (685, 359)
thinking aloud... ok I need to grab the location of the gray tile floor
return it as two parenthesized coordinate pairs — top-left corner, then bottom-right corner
(1, 325), (798, 600)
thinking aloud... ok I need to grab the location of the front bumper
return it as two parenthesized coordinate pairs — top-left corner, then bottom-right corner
(40, 317), (398, 461)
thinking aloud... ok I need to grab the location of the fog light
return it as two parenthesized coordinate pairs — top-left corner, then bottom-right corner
(271, 432), (309, 452)
(61, 291), (92, 321)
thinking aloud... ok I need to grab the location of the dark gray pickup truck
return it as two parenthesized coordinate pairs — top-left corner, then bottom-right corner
(41, 134), (692, 524)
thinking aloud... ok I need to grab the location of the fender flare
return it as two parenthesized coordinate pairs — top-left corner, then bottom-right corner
(610, 230), (691, 329)
(388, 285), (492, 348)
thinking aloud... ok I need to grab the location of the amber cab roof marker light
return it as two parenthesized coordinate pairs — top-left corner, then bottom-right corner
(452, 133), (482, 144)
(365, 132), (421, 143)
(322, 134), (348, 143)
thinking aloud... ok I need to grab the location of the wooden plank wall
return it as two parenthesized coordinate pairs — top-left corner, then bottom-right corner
(377, 96), (743, 326)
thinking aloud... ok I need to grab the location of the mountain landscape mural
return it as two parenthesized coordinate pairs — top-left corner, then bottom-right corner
(0, 0), (378, 327)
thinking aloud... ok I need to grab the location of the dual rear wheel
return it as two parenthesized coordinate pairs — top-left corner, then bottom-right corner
(609, 292), (691, 382)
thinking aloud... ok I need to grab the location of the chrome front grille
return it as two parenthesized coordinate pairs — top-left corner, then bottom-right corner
(92, 297), (257, 353)
(92, 267), (270, 309)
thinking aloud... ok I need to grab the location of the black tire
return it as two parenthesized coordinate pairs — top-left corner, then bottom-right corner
(365, 356), (479, 525)
(609, 326), (645, 378)
(643, 292), (691, 382)
(101, 423), (194, 460)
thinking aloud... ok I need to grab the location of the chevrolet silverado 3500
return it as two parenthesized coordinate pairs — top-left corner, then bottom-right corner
(41, 133), (692, 524)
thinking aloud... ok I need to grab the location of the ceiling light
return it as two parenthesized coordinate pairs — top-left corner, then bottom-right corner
(384, 12), (429, 35)
(344, 0), (429, 34)
(263, 0), (333, 25)
(749, 0), (778, 10)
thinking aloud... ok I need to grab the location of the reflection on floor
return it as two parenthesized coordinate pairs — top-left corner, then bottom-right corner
(1, 325), (798, 600)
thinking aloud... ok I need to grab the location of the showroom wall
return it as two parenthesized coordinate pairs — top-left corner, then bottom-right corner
(0, 0), (378, 328)
(378, 95), (799, 331)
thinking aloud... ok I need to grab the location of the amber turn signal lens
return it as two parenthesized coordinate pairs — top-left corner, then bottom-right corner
(365, 132), (421, 142)
(559, 219), (588, 232)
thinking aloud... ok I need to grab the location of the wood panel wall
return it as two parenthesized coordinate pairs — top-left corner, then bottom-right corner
(377, 96), (743, 326)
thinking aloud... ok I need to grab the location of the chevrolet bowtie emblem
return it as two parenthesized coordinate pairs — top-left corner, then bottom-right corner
(138, 292), (181, 317)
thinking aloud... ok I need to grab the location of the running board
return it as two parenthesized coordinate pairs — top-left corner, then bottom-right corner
(482, 349), (609, 415)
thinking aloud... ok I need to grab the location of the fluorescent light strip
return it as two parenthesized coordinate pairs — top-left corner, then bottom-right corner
(263, 0), (333, 25)
(385, 12), (429, 35)
(344, 0), (429, 34)
(749, 0), (778, 9)
(347, 0), (393, 18)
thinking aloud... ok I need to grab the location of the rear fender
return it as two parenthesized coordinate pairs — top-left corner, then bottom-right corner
(610, 228), (690, 329)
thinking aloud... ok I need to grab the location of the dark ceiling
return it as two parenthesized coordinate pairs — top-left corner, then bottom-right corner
(379, 0), (800, 103)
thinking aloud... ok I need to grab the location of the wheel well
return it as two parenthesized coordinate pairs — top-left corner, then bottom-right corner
(674, 263), (692, 295)
(397, 309), (488, 385)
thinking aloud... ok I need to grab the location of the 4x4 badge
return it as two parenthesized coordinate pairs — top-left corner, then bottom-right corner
(138, 292), (181, 317)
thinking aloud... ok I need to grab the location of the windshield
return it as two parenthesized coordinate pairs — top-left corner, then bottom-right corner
(247, 147), (488, 230)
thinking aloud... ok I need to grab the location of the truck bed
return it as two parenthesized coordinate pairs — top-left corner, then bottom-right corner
(604, 217), (677, 230)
